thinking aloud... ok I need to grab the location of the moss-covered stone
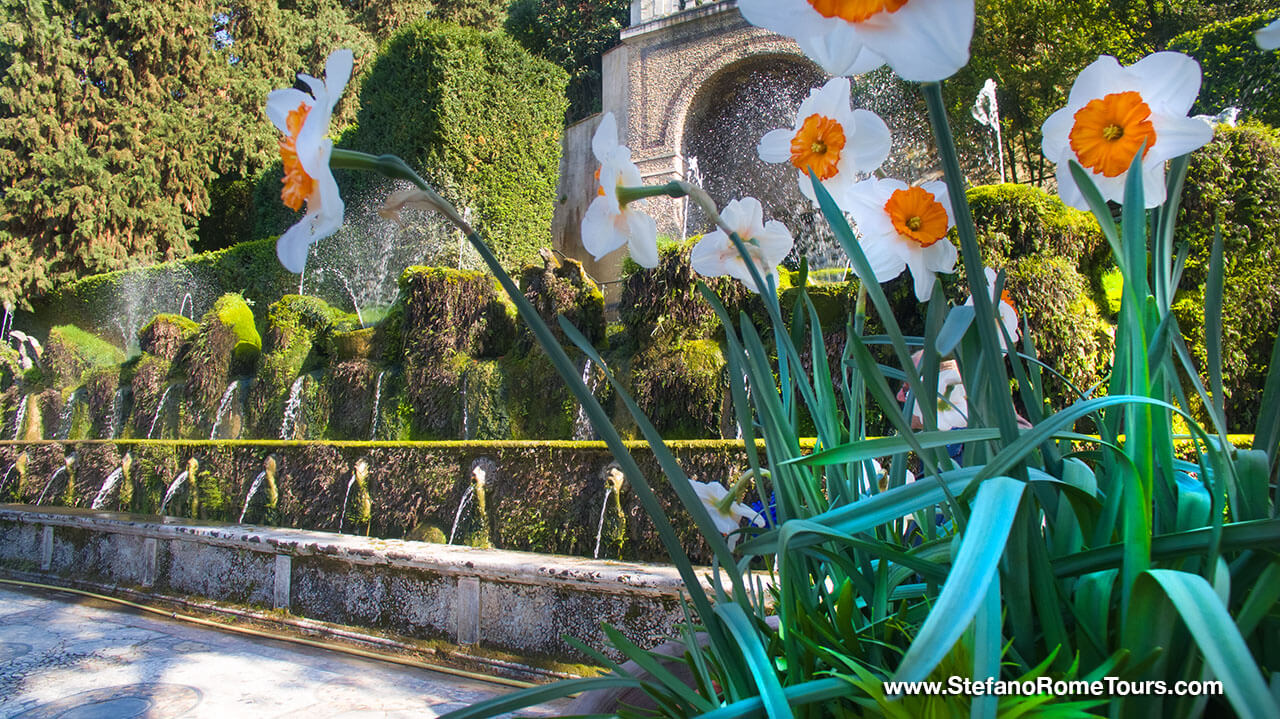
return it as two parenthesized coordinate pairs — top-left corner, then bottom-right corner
(42, 325), (125, 389)
(631, 338), (727, 440)
(138, 314), (198, 362)
(519, 251), (605, 347)
(184, 294), (261, 437)
(619, 241), (756, 346)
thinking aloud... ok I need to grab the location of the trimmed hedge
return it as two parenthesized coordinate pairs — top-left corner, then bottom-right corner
(1176, 123), (1280, 431)
(1169, 12), (1280, 127)
(337, 20), (568, 270)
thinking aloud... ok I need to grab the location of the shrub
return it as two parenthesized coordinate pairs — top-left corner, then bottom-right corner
(1169, 12), (1280, 127)
(336, 20), (568, 270)
(1177, 123), (1280, 430)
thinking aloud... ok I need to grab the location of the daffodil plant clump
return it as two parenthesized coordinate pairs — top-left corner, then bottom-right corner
(266, 7), (1280, 718)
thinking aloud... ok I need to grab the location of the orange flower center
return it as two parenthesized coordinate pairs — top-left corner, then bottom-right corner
(595, 166), (605, 197)
(1068, 91), (1157, 178)
(807, 0), (907, 23)
(279, 103), (316, 212)
(790, 114), (846, 181)
(885, 186), (949, 247)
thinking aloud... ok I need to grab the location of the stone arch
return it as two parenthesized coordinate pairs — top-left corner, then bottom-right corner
(679, 52), (825, 235)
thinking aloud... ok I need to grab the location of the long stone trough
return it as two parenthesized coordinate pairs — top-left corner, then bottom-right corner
(0, 505), (701, 671)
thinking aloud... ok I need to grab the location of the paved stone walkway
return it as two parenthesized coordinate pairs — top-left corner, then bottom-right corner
(0, 584), (562, 718)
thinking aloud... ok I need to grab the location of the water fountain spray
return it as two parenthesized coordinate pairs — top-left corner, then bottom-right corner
(448, 462), (491, 547)
(37, 453), (77, 507)
(159, 457), (199, 517)
(91, 452), (132, 511)
(240, 455), (280, 525)
(339, 458), (372, 535)
(971, 78), (1005, 183)
(593, 466), (628, 560)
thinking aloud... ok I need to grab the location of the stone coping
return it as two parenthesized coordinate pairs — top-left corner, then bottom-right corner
(0, 504), (703, 598)
(622, 0), (738, 41)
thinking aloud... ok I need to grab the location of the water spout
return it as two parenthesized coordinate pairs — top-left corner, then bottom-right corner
(447, 486), (475, 545)
(36, 453), (76, 507)
(147, 384), (178, 439)
(279, 376), (307, 440)
(572, 360), (601, 441)
(339, 458), (372, 535)
(106, 387), (127, 439)
(158, 472), (189, 515)
(0, 300), (11, 343)
(178, 292), (194, 320)
(55, 389), (81, 440)
(12, 394), (27, 441)
(91, 468), (124, 510)
(329, 268), (365, 328)
(593, 467), (627, 559)
(460, 374), (469, 440)
(239, 472), (266, 523)
(369, 371), (386, 441)
(239, 455), (279, 524)
(209, 380), (242, 439)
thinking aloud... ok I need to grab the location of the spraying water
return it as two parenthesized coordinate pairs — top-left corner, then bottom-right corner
(460, 375), (469, 440)
(239, 471), (266, 523)
(55, 389), (80, 440)
(592, 486), (613, 559)
(0, 300), (12, 343)
(209, 380), (242, 439)
(36, 468), (66, 506)
(158, 471), (189, 515)
(91, 468), (125, 510)
(0, 463), (16, 496)
(11, 395), (27, 441)
(279, 376), (307, 440)
(369, 371), (386, 441)
(572, 359), (600, 441)
(328, 268), (366, 328)
(178, 293), (194, 320)
(147, 384), (178, 439)
(972, 78), (1006, 183)
(106, 387), (127, 439)
(447, 486), (475, 545)
(337, 472), (358, 534)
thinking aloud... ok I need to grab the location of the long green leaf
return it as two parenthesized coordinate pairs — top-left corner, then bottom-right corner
(438, 676), (642, 719)
(694, 678), (851, 719)
(715, 603), (793, 719)
(1140, 570), (1279, 719)
(890, 476), (1026, 684)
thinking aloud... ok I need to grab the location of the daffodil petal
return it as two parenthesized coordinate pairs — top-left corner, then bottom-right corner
(796, 29), (870, 77)
(757, 128), (795, 164)
(857, 0), (974, 82)
(1258, 19), (1280, 50)
(1147, 114), (1215, 164)
(1129, 51), (1202, 114)
(593, 112), (619, 162)
(626, 210), (660, 268)
(581, 196), (627, 261)
(323, 49), (354, 112)
(843, 109), (893, 174)
(266, 89), (313, 134)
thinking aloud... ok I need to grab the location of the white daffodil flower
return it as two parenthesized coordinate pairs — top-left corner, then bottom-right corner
(691, 480), (765, 538)
(266, 49), (353, 274)
(963, 267), (1021, 352)
(1041, 52), (1214, 210)
(757, 78), (891, 203)
(690, 198), (794, 294)
(739, 0), (974, 82)
(1257, 18), (1280, 50)
(911, 365), (968, 431)
(581, 113), (660, 268)
(840, 178), (957, 302)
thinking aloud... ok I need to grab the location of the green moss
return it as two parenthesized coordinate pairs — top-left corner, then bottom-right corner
(518, 253), (605, 347)
(138, 314), (199, 361)
(631, 338), (727, 440)
(43, 325), (125, 389)
(500, 348), (574, 439)
(213, 295), (262, 365)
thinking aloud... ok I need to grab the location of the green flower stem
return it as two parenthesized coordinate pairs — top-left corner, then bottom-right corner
(717, 468), (770, 514)
(616, 181), (685, 204)
(921, 82), (1021, 442)
(330, 149), (474, 233)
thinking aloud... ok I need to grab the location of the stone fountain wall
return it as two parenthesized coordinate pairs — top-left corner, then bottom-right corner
(0, 438), (777, 564)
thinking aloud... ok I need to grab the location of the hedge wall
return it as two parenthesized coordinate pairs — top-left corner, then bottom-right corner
(336, 20), (568, 270)
(1169, 11), (1280, 127)
(1176, 122), (1280, 431)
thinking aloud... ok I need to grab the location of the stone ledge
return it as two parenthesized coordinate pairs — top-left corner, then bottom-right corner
(0, 505), (711, 663)
(623, 0), (739, 41)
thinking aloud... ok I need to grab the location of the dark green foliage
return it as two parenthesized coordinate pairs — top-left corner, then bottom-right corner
(631, 339), (727, 440)
(967, 183), (1107, 263)
(338, 20), (568, 270)
(196, 177), (258, 254)
(1176, 123), (1280, 431)
(430, 0), (508, 29)
(1169, 11), (1280, 126)
(505, 0), (629, 122)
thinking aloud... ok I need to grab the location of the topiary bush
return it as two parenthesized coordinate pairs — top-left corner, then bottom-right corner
(1169, 12), (1280, 127)
(1176, 122), (1280, 431)
(339, 20), (568, 270)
